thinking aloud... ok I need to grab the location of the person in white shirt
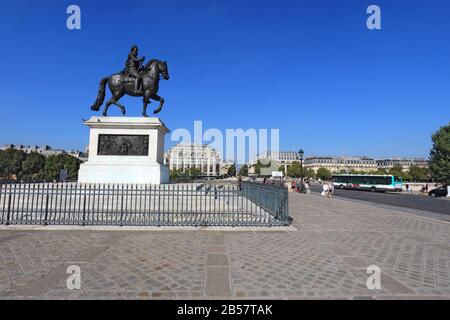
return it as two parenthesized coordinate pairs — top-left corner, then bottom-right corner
(322, 183), (329, 198)
(304, 181), (310, 194)
(328, 182), (335, 199)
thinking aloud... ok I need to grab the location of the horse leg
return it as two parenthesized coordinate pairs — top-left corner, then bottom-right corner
(114, 100), (126, 115)
(105, 91), (126, 116)
(142, 90), (151, 117)
(151, 94), (165, 114)
(102, 103), (110, 117)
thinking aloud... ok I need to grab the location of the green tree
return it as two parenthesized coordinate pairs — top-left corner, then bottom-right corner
(374, 168), (388, 175)
(254, 160), (262, 175)
(169, 168), (183, 180)
(389, 164), (403, 177)
(169, 167), (202, 181)
(304, 168), (315, 178)
(316, 167), (331, 180)
(388, 164), (412, 181)
(22, 152), (46, 179)
(228, 164), (236, 177)
(286, 162), (302, 177)
(408, 165), (430, 182)
(429, 123), (450, 184)
(0, 148), (27, 178)
(188, 167), (202, 177)
(43, 154), (82, 181)
(238, 164), (249, 176)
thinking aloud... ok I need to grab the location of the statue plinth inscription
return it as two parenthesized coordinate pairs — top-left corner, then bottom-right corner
(98, 134), (149, 156)
(78, 117), (170, 184)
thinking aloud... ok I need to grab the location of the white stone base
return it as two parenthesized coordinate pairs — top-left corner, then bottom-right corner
(78, 162), (169, 184)
(77, 116), (170, 185)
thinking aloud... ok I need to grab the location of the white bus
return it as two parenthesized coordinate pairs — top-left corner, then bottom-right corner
(331, 174), (403, 192)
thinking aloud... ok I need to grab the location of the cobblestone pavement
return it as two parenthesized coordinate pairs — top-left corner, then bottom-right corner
(0, 193), (449, 300)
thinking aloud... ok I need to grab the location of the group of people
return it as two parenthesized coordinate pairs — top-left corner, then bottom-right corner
(418, 184), (429, 194)
(286, 178), (310, 194)
(405, 183), (430, 195)
(321, 181), (335, 199)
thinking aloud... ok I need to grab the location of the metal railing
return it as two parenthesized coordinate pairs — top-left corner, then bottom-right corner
(0, 182), (291, 227)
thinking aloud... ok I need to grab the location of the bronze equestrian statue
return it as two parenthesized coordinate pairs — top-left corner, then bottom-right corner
(90, 45), (170, 117)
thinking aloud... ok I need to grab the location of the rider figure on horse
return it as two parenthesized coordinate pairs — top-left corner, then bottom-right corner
(124, 45), (145, 94)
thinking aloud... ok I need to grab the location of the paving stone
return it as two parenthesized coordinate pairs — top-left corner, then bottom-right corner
(0, 193), (450, 299)
(207, 254), (228, 267)
(208, 245), (226, 253)
(205, 267), (231, 297)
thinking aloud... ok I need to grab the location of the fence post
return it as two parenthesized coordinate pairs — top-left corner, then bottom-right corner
(157, 185), (161, 227)
(82, 184), (87, 226)
(6, 192), (12, 226)
(120, 184), (124, 227)
(43, 184), (50, 226)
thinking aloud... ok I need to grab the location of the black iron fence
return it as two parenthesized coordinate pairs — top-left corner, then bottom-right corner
(0, 182), (291, 227)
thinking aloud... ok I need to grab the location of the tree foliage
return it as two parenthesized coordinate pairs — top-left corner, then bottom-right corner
(169, 167), (203, 181)
(429, 123), (450, 184)
(21, 152), (46, 179)
(238, 164), (249, 176)
(316, 167), (332, 180)
(408, 165), (431, 182)
(0, 149), (82, 181)
(228, 164), (236, 177)
(43, 154), (82, 181)
(0, 149), (27, 178)
(254, 160), (274, 176)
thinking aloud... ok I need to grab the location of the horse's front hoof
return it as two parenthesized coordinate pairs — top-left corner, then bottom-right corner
(153, 109), (161, 114)
(102, 113), (108, 117)
(121, 109), (126, 115)
(142, 113), (149, 118)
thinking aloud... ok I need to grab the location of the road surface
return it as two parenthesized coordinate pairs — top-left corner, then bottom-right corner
(309, 184), (450, 219)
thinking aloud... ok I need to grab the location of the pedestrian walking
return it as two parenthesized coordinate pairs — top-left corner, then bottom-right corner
(295, 178), (301, 193)
(304, 181), (310, 194)
(329, 182), (335, 199)
(322, 182), (329, 198)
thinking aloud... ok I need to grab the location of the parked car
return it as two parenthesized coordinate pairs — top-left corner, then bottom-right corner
(428, 186), (448, 198)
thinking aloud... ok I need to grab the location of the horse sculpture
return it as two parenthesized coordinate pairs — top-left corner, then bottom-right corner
(90, 59), (170, 117)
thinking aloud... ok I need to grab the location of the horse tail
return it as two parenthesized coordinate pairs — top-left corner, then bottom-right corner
(90, 77), (108, 111)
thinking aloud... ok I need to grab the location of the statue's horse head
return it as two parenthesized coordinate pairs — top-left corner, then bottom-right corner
(144, 59), (170, 80)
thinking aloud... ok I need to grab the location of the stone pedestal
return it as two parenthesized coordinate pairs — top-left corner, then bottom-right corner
(78, 117), (170, 184)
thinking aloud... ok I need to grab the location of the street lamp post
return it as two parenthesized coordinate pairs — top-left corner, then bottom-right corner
(298, 149), (304, 182)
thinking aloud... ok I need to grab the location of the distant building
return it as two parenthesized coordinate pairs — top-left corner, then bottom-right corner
(376, 158), (429, 170)
(0, 144), (87, 161)
(250, 151), (300, 175)
(219, 161), (235, 176)
(251, 151), (300, 165)
(248, 151), (429, 176)
(165, 143), (221, 176)
(304, 156), (378, 173)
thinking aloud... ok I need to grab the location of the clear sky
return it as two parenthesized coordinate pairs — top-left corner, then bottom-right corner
(0, 0), (449, 160)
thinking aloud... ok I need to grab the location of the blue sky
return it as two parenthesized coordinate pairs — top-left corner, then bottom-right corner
(0, 0), (449, 161)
